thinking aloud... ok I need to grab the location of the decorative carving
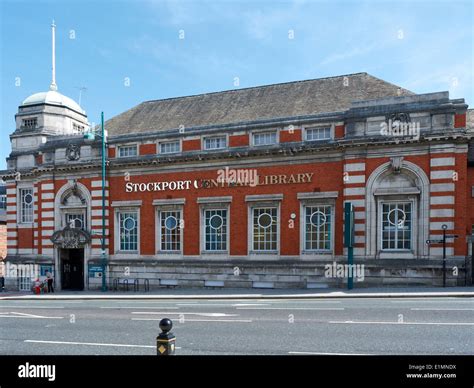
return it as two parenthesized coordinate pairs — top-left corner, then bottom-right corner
(51, 225), (91, 248)
(386, 112), (411, 124)
(66, 144), (80, 161)
(61, 181), (86, 205)
(390, 156), (404, 174)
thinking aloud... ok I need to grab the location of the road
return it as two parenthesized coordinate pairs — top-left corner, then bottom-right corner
(0, 297), (473, 355)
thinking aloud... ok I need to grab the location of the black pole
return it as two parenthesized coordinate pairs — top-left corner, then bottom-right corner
(442, 227), (446, 288)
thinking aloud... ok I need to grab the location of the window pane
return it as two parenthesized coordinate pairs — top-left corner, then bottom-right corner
(253, 132), (277, 146)
(66, 213), (85, 229)
(118, 146), (137, 157)
(305, 205), (332, 251)
(160, 141), (180, 154)
(204, 209), (227, 251)
(20, 188), (34, 223)
(119, 211), (138, 251)
(160, 210), (181, 251)
(381, 202), (412, 251)
(306, 127), (331, 141)
(205, 137), (226, 150)
(252, 207), (277, 251)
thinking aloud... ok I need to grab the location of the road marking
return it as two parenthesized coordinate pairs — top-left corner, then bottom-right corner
(289, 351), (372, 355)
(237, 307), (345, 311)
(132, 318), (252, 323)
(131, 312), (239, 317)
(24, 339), (181, 349)
(177, 303), (228, 306)
(329, 320), (474, 326)
(410, 308), (474, 311)
(232, 303), (270, 307)
(0, 306), (65, 309)
(100, 306), (179, 309)
(0, 312), (63, 319)
(391, 299), (474, 303)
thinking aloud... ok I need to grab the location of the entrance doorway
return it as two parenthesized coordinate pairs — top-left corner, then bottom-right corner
(60, 249), (84, 290)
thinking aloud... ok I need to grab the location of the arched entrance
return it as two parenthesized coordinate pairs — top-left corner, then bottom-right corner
(51, 181), (92, 291)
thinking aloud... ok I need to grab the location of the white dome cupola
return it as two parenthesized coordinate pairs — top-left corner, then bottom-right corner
(12, 20), (89, 144)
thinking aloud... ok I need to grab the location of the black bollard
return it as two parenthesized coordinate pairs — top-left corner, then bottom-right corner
(156, 318), (176, 355)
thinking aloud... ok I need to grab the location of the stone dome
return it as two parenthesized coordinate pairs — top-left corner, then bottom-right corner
(22, 90), (85, 114)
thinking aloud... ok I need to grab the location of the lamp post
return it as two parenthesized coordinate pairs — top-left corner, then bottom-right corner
(84, 112), (107, 292)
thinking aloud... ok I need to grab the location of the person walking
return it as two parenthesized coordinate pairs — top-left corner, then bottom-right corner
(46, 271), (54, 293)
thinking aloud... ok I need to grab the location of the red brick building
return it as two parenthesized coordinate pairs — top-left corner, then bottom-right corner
(2, 72), (473, 290)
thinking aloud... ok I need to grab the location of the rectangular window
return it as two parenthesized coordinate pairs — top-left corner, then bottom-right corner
(0, 195), (6, 209)
(160, 141), (180, 154)
(252, 207), (278, 251)
(118, 211), (138, 251)
(304, 205), (332, 251)
(160, 210), (182, 251)
(22, 118), (37, 129)
(20, 188), (34, 223)
(204, 136), (227, 150)
(306, 127), (331, 141)
(253, 132), (277, 146)
(381, 202), (412, 250)
(204, 209), (227, 251)
(65, 213), (85, 230)
(72, 122), (85, 133)
(118, 145), (138, 158)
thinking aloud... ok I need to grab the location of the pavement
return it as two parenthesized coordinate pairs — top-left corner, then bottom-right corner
(0, 286), (473, 300)
(0, 295), (473, 355)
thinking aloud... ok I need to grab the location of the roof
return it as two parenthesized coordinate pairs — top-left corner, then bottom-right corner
(105, 72), (413, 135)
(22, 90), (85, 115)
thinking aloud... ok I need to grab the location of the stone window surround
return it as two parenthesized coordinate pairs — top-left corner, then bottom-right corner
(365, 161), (430, 259)
(117, 143), (138, 158)
(112, 201), (142, 256)
(246, 194), (282, 256)
(198, 196), (232, 256)
(17, 185), (34, 226)
(303, 124), (335, 141)
(153, 199), (186, 256)
(158, 138), (182, 154)
(202, 134), (228, 150)
(298, 192), (338, 257)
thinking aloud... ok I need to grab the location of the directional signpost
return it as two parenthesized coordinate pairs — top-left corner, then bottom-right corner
(426, 224), (459, 287)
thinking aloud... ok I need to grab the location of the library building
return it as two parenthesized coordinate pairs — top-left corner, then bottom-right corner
(2, 63), (474, 290)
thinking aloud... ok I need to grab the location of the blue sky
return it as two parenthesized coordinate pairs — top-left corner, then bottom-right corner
(0, 0), (472, 170)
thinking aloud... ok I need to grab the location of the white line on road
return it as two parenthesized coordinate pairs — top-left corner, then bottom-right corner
(410, 308), (474, 311)
(0, 312), (63, 319)
(237, 307), (345, 311)
(99, 306), (179, 309)
(0, 306), (65, 309)
(131, 312), (239, 317)
(177, 303), (243, 307)
(329, 320), (474, 326)
(24, 339), (181, 349)
(289, 351), (372, 355)
(391, 299), (474, 303)
(132, 318), (252, 323)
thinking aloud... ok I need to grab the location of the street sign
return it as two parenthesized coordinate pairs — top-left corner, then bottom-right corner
(426, 239), (443, 244)
(88, 265), (103, 278)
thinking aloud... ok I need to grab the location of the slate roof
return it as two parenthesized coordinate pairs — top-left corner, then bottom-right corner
(105, 72), (413, 135)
